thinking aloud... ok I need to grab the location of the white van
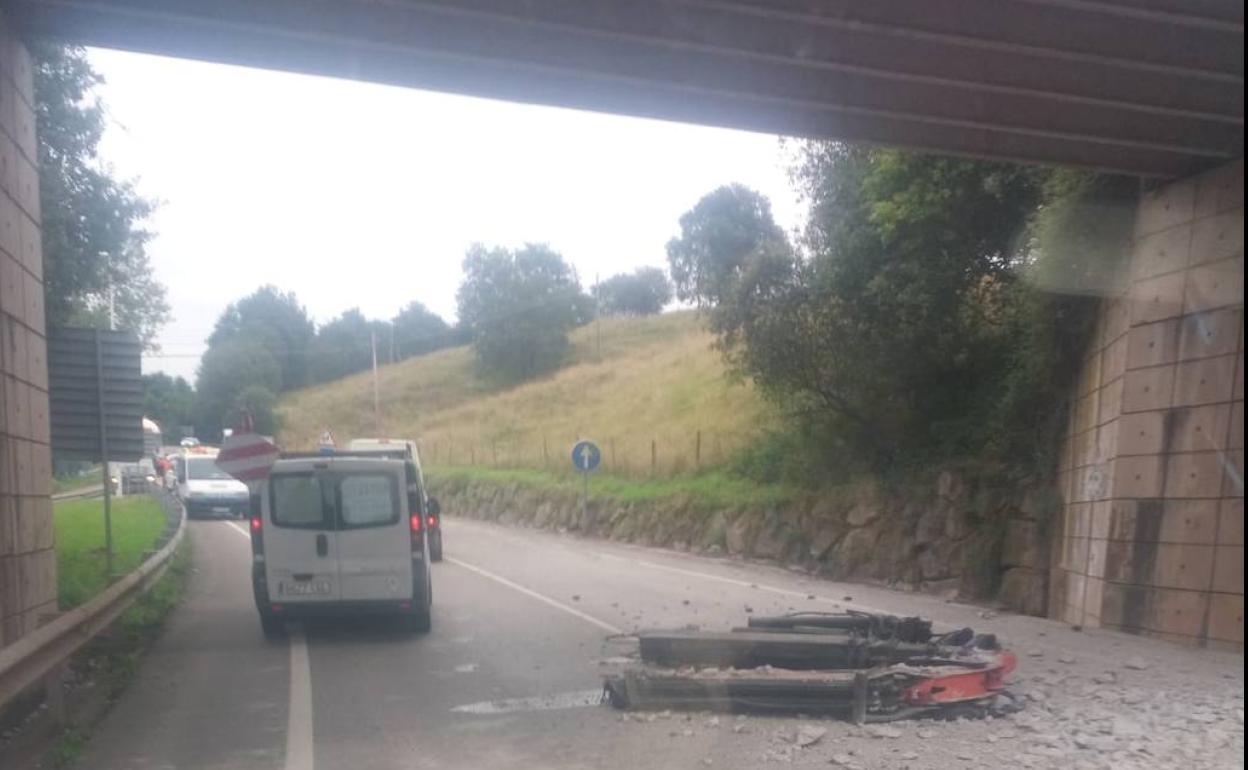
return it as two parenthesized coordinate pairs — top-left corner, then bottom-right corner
(346, 438), (443, 561)
(249, 454), (434, 637)
(173, 447), (250, 518)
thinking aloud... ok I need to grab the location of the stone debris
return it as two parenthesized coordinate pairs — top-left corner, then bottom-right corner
(868, 726), (902, 739)
(1123, 657), (1149, 670)
(795, 726), (827, 747)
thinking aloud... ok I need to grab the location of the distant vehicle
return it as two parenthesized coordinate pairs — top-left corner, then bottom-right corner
(347, 438), (442, 561)
(180, 437), (201, 448)
(250, 454), (435, 637)
(172, 446), (249, 518)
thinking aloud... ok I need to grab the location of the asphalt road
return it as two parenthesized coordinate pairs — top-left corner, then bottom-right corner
(72, 518), (1244, 770)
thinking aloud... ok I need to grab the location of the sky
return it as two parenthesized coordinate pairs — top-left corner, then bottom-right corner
(88, 49), (806, 382)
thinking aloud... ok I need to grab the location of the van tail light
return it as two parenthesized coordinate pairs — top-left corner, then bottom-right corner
(427, 514), (438, 529)
(249, 494), (264, 556)
(250, 516), (265, 555)
(410, 511), (423, 551)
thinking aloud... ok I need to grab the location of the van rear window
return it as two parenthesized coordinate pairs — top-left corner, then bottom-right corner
(338, 474), (400, 528)
(271, 474), (328, 528)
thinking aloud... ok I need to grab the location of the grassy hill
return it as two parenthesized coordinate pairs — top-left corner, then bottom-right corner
(278, 311), (775, 477)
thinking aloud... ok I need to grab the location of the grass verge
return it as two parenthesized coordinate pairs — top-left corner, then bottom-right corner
(48, 539), (191, 769)
(54, 496), (167, 610)
(427, 465), (798, 510)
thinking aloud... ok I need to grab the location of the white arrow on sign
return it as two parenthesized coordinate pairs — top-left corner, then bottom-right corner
(216, 433), (281, 483)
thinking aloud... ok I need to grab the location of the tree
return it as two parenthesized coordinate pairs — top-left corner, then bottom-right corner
(194, 339), (281, 441)
(392, 301), (450, 359)
(597, 267), (672, 316)
(309, 308), (386, 384)
(672, 152), (1054, 469)
(667, 184), (788, 307)
(142, 373), (195, 439)
(34, 44), (169, 347)
(208, 286), (315, 390)
(456, 243), (586, 382)
(232, 385), (282, 436)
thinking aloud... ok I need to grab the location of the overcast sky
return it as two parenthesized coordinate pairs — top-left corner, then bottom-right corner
(88, 49), (805, 382)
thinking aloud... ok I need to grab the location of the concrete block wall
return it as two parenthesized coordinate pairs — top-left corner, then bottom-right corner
(1052, 159), (1244, 648)
(0, 9), (55, 649)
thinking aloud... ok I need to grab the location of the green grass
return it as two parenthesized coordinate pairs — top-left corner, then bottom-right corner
(427, 465), (797, 511)
(52, 468), (102, 494)
(279, 311), (777, 478)
(54, 496), (167, 609)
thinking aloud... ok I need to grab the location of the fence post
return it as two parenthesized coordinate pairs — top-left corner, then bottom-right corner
(651, 438), (657, 477)
(695, 430), (702, 470)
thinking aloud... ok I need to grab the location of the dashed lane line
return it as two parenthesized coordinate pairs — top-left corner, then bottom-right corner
(446, 556), (623, 635)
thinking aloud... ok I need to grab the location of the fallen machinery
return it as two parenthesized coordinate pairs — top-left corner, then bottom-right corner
(603, 611), (1018, 722)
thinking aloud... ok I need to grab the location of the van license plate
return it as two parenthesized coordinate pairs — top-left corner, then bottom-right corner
(283, 580), (331, 596)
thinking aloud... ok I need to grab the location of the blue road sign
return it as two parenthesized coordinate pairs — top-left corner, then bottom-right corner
(571, 440), (601, 472)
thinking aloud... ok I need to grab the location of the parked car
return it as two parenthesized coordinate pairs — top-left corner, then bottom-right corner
(249, 454), (435, 637)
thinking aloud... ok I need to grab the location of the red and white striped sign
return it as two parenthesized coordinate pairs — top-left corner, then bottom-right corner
(215, 433), (281, 483)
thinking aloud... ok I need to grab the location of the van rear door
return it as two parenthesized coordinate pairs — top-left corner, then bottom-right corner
(266, 471), (340, 603)
(334, 467), (412, 602)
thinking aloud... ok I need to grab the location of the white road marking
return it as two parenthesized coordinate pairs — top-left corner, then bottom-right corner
(446, 556), (623, 634)
(285, 629), (314, 770)
(452, 689), (604, 715)
(221, 519), (314, 770)
(593, 551), (904, 620)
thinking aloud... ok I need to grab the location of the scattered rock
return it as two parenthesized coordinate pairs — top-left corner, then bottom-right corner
(732, 724), (748, 734)
(829, 754), (855, 767)
(917, 729), (939, 739)
(1057, 654), (1077, 664)
(1093, 672), (1117, 685)
(571, 594), (581, 601)
(1026, 649), (1045, 658)
(1123, 657), (1149, 670)
(868, 725), (902, 739)
(900, 751), (919, 761)
(795, 726), (827, 747)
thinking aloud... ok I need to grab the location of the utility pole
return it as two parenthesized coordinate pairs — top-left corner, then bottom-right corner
(370, 330), (381, 434)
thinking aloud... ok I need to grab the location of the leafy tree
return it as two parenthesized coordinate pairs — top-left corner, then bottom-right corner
(597, 267), (672, 316)
(456, 243), (586, 382)
(667, 184), (788, 307)
(34, 44), (169, 347)
(309, 308), (387, 384)
(194, 339), (281, 441)
(392, 300), (450, 359)
(209, 286), (315, 390)
(232, 385), (282, 436)
(142, 373), (195, 439)
(672, 151), (1065, 470)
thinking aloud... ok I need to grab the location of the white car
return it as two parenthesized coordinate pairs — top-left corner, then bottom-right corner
(249, 454), (434, 637)
(174, 450), (250, 518)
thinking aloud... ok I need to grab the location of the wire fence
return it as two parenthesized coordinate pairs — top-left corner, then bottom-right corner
(418, 429), (753, 478)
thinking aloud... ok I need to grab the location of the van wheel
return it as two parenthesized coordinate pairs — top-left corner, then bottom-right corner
(404, 606), (432, 633)
(260, 612), (286, 640)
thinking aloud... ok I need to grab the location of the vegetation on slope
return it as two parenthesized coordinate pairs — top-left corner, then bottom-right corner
(279, 311), (773, 477)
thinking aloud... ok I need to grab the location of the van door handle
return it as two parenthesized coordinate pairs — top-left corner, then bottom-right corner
(315, 533), (328, 557)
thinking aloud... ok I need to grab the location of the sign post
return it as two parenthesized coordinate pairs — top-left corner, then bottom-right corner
(571, 440), (601, 529)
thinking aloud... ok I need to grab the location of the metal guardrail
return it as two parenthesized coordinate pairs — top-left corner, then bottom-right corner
(0, 494), (186, 712)
(50, 484), (104, 502)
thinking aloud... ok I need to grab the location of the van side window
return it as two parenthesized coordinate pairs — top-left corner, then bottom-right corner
(338, 474), (400, 528)
(271, 474), (328, 528)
